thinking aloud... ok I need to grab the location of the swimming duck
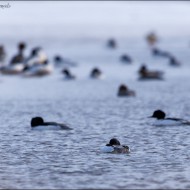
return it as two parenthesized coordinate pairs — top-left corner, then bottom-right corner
(149, 110), (190, 126)
(23, 60), (53, 77)
(138, 64), (164, 80)
(120, 54), (132, 64)
(107, 38), (117, 48)
(168, 56), (181, 66)
(101, 138), (130, 154)
(146, 32), (158, 46)
(54, 55), (77, 67)
(117, 84), (135, 97)
(90, 67), (103, 79)
(31, 116), (72, 130)
(151, 47), (170, 58)
(62, 68), (76, 80)
(25, 47), (48, 67)
(10, 42), (26, 65)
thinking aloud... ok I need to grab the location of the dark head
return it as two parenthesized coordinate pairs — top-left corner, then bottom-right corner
(31, 117), (44, 127)
(54, 55), (62, 62)
(107, 38), (116, 48)
(91, 67), (101, 75)
(18, 42), (26, 51)
(31, 47), (41, 57)
(141, 64), (147, 71)
(109, 138), (121, 146)
(120, 54), (132, 62)
(119, 84), (128, 92)
(151, 110), (166, 119)
(62, 68), (70, 76)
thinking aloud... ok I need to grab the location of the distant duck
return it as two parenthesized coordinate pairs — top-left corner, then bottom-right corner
(107, 38), (117, 48)
(146, 32), (158, 46)
(149, 110), (190, 126)
(31, 116), (72, 130)
(25, 47), (48, 67)
(10, 42), (26, 65)
(54, 55), (77, 67)
(151, 47), (170, 58)
(90, 67), (103, 79)
(101, 138), (130, 154)
(138, 64), (164, 80)
(168, 56), (181, 66)
(23, 60), (53, 77)
(62, 68), (76, 80)
(117, 84), (135, 97)
(0, 45), (6, 65)
(120, 54), (132, 64)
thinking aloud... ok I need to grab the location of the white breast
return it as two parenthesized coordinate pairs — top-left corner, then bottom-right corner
(100, 146), (114, 153)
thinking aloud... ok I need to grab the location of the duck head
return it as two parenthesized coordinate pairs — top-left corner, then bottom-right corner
(106, 138), (121, 146)
(150, 110), (166, 119)
(31, 117), (44, 127)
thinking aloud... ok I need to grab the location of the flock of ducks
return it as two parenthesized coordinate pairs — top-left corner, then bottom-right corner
(0, 32), (186, 154)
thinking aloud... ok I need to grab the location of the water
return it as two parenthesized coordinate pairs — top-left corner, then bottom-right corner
(0, 1), (190, 189)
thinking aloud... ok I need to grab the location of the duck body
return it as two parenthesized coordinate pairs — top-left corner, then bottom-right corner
(0, 63), (24, 75)
(153, 118), (189, 126)
(23, 62), (53, 77)
(31, 117), (72, 130)
(101, 145), (130, 154)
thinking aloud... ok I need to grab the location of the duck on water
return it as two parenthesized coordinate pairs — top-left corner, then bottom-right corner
(101, 138), (130, 154)
(149, 110), (190, 126)
(31, 117), (72, 130)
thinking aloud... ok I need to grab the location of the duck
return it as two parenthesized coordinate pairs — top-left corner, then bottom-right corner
(23, 60), (53, 77)
(117, 84), (135, 97)
(25, 47), (48, 67)
(120, 54), (132, 64)
(54, 55), (77, 67)
(31, 116), (72, 130)
(90, 67), (103, 79)
(10, 42), (26, 65)
(138, 64), (164, 80)
(146, 32), (158, 46)
(151, 47), (170, 58)
(62, 68), (76, 80)
(149, 110), (190, 126)
(107, 38), (117, 48)
(101, 138), (130, 154)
